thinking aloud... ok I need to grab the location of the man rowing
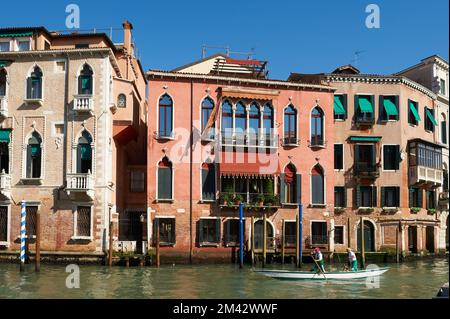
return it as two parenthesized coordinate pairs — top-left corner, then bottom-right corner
(311, 248), (325, 273)
(347, 248), (358, 272)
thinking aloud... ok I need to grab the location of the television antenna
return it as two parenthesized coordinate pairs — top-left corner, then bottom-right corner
(202, 45), (257, 60)
(351, 50), (366, 68)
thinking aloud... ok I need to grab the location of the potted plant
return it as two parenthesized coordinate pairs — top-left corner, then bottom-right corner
(427, 208), (437, 215)
(334, 207), (346, 214)
(256, 194), (265, 207)
(410, 207), (421, 214)
(234, 194), (244, 206)
(219, 192), (231, 206)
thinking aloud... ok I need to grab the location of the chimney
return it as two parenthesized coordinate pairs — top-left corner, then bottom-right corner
(123, 20), (134, 55)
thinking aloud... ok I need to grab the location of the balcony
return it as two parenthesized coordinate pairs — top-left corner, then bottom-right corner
(0, 96), (7, 117)
(219, 192), (280, 209)
(409, 166), (443, 186)
(355, 114), (375, 126)
(0, 172), (11, 199)
(354, 162), (380, 179)
(221, 133), (279, 149)
(66, 173), (95, 199)
(73, 95), (94, 115)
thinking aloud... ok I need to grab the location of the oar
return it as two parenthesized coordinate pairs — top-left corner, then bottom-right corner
(313, 258), (327, 281)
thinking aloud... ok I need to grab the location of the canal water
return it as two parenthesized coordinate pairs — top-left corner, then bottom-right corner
(0, 258), (448, 299)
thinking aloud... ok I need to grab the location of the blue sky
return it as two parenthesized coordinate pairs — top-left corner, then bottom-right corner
(1, 0), (448, 79)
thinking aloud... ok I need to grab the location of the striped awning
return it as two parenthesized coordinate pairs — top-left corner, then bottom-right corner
(0, 32), (33, 38)
(219, 152), (281, 177)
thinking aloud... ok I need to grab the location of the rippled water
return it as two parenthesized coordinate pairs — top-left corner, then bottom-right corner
(0, 258), (448, 299)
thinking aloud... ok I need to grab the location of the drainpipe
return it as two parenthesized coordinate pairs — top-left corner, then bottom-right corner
(62, 54), (70, 191)
(189, 80), (194, 264)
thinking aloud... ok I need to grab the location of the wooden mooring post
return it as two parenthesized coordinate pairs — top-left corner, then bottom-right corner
(396, 221), (401, 264)
(155, 219), (160, 268)
(296, 214), (300, 268)
(251, 216), (255, 266)
(262, 213), (267, 268)
(35, 211), (41, 272)
(281, 220), (285, 265)
(108, 221), (113, 268)
(360, 217), (366, 269)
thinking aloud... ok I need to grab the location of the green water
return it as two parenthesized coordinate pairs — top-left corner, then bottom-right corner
(0, 258), (448, 299)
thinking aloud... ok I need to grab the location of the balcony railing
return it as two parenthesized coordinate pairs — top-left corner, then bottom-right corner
(354, 162), (380, 178)
(66, 173), (94, 198)
(220, 192), (280, 208)
(73, 95), (94, 114)
(0, 172), (11, 198)
(0, 96), (8, 117)
(221, 133), (279, 149)
(355, 114), (375, 125)
(409, 166), (443, 186)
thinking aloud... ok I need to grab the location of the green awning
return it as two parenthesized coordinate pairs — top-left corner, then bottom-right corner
(334, 96), (346, 115)
(350, 136), (382, 142)
(383, 98), (398, 116)
(358, 97), (373, 113)
(0, 130), (10, 143)
(426, 109), (438, 126)
(0, 32), (33, 38)
(409, 102), (421, 122)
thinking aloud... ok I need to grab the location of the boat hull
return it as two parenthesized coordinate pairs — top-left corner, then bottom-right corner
(254, 268), (389, 280)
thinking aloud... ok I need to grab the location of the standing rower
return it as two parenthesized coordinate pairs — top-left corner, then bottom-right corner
(311, 248), (325, 273)
(347, 248), (358, 272)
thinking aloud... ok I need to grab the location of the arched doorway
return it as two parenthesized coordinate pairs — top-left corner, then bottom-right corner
(254, 220), (274, 250)
(357, 220), (375, 252)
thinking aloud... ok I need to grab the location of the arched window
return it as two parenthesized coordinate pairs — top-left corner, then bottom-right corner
(235, 102), (246, 140)
(311, 165), (325, 205)
(78, 64), (93, 95)
(221, 100), (233, 143)
(77, 131), (93, 174)
(284, 105), (297, 145)
(0, 69), (6, 97)
(311, 107), (324, 146)
(282, 163), (298, 204)
(441, 113), (447, 145)
(157, 157), (173, 200)
(27, 66), (43, 100)
(201, 163), (216, 201)
(158, 94), (173, 138)
(0, 129), (10, 173)
(248, 102), (261, 145)
(117, 94), (126, 108)
(26, 131), (42, 179)
(263, 103), (274, 146)
(201, 97), (215, 139)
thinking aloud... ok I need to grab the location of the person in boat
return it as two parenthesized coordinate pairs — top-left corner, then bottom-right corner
(310, 248), (325, 273)
(347, 248), (358, 272)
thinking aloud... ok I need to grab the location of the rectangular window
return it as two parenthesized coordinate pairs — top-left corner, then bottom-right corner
(0, 140), (9, 174)
(355, 95), (375, 124)
(0, 42), (10, 52)
(130, 171), (145, 193)
(381, 187), (400, 208)
(201, 165), (216, 201)
(334, 144), (344, 170)
(157, 167), (172, 200)
(379, 96), (399, 121)
(424, 107), (436, 132)
(311, 221), (328, 245)
(154, 218), (176, 245)
(408, 100), (420, 126)
(426, 190), (436, 210)
(76, 206), (92, 238)
(440, 79), (446, 95)
(17, 40), (30, 51)
(224, 219), (244, 247)
(25, 206), (38, 237)
(355, 144), (377, 174)
(198, 218), (220, 246)
(334, 187), (346, 208)
(357, 186), (377, 208)
(409, 187), (422, 208)
(334, 226), (344, 245)
(334, 95), (347, 120)
(75, 43), (90, 49)
(442, 120), (448, 145)
(284, 221), (297, 247)
(383, 145), (400, 170)
(0, 206), (7, 242)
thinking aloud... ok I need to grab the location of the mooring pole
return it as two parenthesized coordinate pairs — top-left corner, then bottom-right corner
(262, 213), (267, 268)
(347, 217), (351, 249)
(20, 201), (26, 272)
(35, 211), (40, 272)
(251, 216), (255, 266)
(299, 204), (303, 268)
(108, 220), (113, 268)
(239, 203), (244, 269)
(360, 217), (366, 269)
(281, 220), (285, 265)
(396, 220), (401, 264)
(156, 219), (160, 268)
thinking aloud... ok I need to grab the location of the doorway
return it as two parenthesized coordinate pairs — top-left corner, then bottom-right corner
(119, 211), (146, 253)
(357, 220), (375, 252)
(426, 226), (435, 253)
(254, 220), (274, 250)
(408, 226), (418, 253)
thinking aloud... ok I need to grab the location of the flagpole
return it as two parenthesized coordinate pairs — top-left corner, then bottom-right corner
(20, 201), (27, 272)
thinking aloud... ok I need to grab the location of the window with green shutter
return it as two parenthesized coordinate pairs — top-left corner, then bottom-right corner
(334, 94), (347, 120)
(224, 219), (243, 247)
(381, 187), (400, 207)
(379, 96), (399, 121)
(26, 132), (42, 179)
(154, 218), (176, 246)
(355, 95), (375, 124)
(408, 100), (421, 125)
(198, 218), (221, 246)
(27, 66), (43, 100)
(383, 145), (400, 171)
(78, 64), (93, 95)
(334, 187), (346, 208)
(201, 163), (216, 201)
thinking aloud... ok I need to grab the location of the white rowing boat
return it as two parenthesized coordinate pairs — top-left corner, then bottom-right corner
(254, 267), (389, 280)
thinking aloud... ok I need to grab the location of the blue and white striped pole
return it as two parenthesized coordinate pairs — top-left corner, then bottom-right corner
(20, 201), (26, 272)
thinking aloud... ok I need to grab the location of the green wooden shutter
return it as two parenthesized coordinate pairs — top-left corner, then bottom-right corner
(418, 189), (423, 208)
(296, 174), (302, 204)
(343, 94), (348, 120)
(158, 168), (172, 200)
(26, 78), (32, 99)
(198, 219), (204, 245)
(343, 187), (347, 208)
(395, 187), (400, 207)
(395, 96), (400, 120)
(354, 144), (360, 169)
(379, 96), (386, 121)
(354, 95), (359, 122)
(371, 144), (377, 166)
(409, 188), (414, 208)
(372, 187), (377, 208)
(395, 145), (401, 170)
(215, 218), (221, 244)
(381, 187), (385, 207)
(355, 187), (361, 208)
(371, 95), (376, 120)
(280, 174), (286, 204)
(26, 145), (32, 178)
